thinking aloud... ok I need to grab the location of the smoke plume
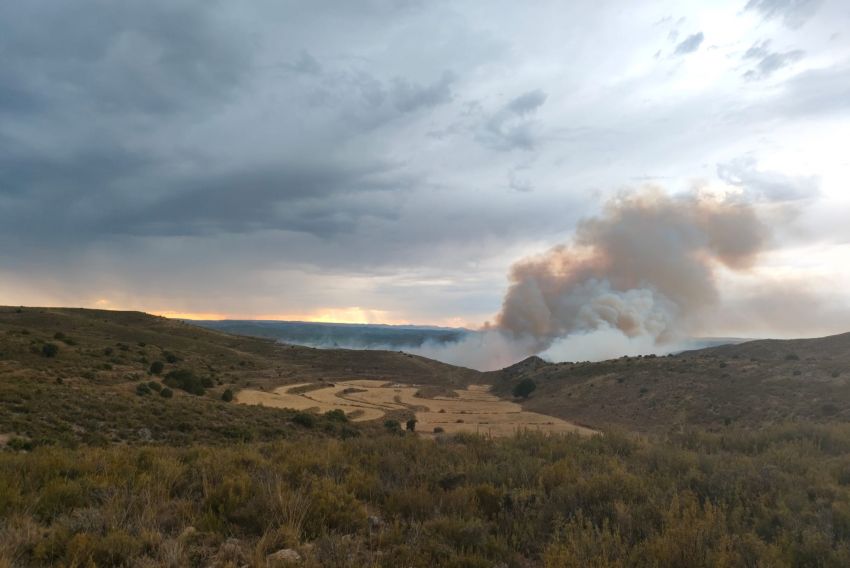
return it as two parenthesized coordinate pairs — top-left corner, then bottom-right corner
(494, 189), (768, 356)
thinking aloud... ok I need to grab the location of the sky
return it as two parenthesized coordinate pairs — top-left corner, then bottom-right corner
(1, 0), (849, 339)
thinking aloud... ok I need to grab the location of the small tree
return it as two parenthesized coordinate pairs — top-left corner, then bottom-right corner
(221, 388), (234, 402)
(150, 361), (164, 375)
(512, 378), (536, 399)
(41, 343), (59, 358)
(406, 418), (417, 432)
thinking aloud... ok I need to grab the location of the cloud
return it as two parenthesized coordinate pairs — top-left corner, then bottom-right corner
(286, 50), (322, 75)
(717, 157), (819, 202)
(674, 32), (704, 55)
(477, 89), (548, 151)
(745, 0), (824, 29)
(506, 89), (548, 116)
(391, 70), (455, 112)
(770, 63), (850, 116)
(743, 40), (804, 80)
(0, 0), (847, 332)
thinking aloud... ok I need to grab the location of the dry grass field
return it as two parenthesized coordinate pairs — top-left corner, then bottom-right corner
(237, 380), (595, 436)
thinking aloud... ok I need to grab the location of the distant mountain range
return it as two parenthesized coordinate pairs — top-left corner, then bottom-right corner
(189, 319), (472, 350)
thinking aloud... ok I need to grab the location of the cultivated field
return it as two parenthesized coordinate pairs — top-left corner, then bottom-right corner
(236, 380), (595, 436)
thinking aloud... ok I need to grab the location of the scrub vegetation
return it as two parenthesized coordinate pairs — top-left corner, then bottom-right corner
(2, 307), (850, 566)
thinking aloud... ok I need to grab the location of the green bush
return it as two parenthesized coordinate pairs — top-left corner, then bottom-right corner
(221, 389), (234, 402)
(159, 387), (173, 398)
(163, 369), (207, 395)
(135, 383), (151, 396)
(325, 409), (347, 422)
(384, 419), (401, 432)
(293, 412), (316, 428)
(406, 418), (417, 432)
(149, 361), (164, 375)
(148, 381), (161, 392)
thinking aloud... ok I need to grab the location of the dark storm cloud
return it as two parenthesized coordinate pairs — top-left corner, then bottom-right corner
(745, 0), (824, 28)
(674, 32), (704, 55)
(106, 162), (405, 238)
(2, 0), (849, 327)
(0, 1), (251, 117)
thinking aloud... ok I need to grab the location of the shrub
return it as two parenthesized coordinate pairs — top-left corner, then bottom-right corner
(103, 347), (114, 356)
(384, 420), (401, 433)
(148, 381), (161, 392)
(786, 353), (800, 361)
(160, 387), (173, 399)
(135, 383), (151, 396)
(325, 409), (348, 422)
(406, 418), (417, 432)
(512, 378), (536, 399)
(149, 361), (164, 375)
(53, 332), (65, 340)
(163, 351), (179, 364)
(434, 427), (445, 434)
(41, 343), (59, 358)
(221, 389), (234, 402)
(163, 369), (207, 395)
(293, 412), (316, 428)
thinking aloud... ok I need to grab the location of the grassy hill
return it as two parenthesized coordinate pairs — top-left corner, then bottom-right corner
(0, 306), (477, 448)
(490, 332), (850, 434)
(5, 307), (850, 566)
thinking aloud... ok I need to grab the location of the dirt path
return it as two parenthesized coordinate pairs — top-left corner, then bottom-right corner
(236, 381), (595, 437)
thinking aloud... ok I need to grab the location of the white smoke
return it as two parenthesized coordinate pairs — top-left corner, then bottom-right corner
(411, 188), (769, 370)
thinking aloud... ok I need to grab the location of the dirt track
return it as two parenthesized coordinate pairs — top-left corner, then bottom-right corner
(236, 380), (595, 437)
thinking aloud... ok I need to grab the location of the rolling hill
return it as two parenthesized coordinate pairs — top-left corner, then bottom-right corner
(4, 307), (850, 566)
(0, 306), (477, 447)
(489, 332), (850, 433)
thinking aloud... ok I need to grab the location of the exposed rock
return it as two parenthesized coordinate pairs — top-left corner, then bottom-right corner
(266, 548), (302, 566)
(179, 526), (197, 540)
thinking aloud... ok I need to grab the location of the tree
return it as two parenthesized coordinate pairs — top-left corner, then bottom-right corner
(406, 418), (417, 432)
(221, 389), (234, 402)
(512, 378), (536, 399)
(150, 361), (164, 375)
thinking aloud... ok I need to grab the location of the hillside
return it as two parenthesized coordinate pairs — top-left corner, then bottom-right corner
(5, 308), (850, 566)
(0, 306), (478, 447)
(490, 332), (850, 433)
